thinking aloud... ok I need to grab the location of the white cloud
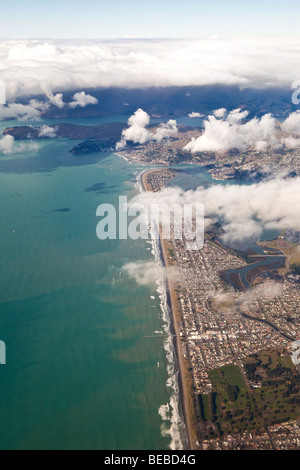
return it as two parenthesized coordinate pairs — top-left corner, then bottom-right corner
(282, 111), (300, 135)
(281, 135), (300, 148)
(153, 119), (178, 142)
(69, 91), (98, 108)
(0, 37), (300, 100)
(213, 108), (227, 118)
(0, 100), (47, 121)
(117, 108), (151, 149)
(0, 134), (38, 154)
(133, 176), (300, 244)
(0, 91), (96, 121)
(227, 108), (249, 123)
(117, 108), (178, 149)
(184, 109), (278, 153)
(123, 260), (179, 287)
(185, 108), (300, 154)
(188, 112), (203, 118)
(0, 135), (15, 154)
(239, 282), (283, 306)
(38, 125), (57, 138)
(213, 108), (249, 122)
(47, 92), (65, 109)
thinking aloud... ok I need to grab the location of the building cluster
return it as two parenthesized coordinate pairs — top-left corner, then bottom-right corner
(143, 169), (175, 192)
(202, 420), (300, 450)
(143, 168), (300, 450)
(117, 129), (199, 165)
(119, 129), (300, 184)
(172, 238), (293, 394)
(240, 282), (300, 340)
(206, 147), (300, 181)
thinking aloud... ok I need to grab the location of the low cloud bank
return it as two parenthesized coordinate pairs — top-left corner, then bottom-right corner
(1, 38), (300, 100)
(133, 176), (300, 243)
(238, 282), (283, 306)
(123, 260), (179, 287)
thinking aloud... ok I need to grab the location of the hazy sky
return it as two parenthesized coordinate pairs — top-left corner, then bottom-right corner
(1, 0), (300, 38)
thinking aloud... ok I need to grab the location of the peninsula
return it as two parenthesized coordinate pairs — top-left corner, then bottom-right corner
(141, 167), (300, 450)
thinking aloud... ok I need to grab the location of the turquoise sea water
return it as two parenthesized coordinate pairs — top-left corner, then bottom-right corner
(0, 114), (282, 449)
(0, 123), (188, 450)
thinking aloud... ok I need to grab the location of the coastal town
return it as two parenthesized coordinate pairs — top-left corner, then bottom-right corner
(142, 168), (300, 451)
(118, 127), (300, 182)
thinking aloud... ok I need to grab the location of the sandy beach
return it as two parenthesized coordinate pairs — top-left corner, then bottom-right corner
(141, 170), (199, 450)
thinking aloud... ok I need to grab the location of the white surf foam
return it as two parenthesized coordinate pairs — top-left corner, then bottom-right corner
(135, 170), (187, 450)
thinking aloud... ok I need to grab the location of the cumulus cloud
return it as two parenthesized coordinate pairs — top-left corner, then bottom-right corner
(227, 108), (249, 123)
(184, 109), (278, 153)
(185, 107), (300, 154)
(133, 176), (300, 244)
(0, 100), (47, 121)
(0, 135), (15, 154)
(281, 135), (300, 148)
(188, 112), (203, 118)
(0, 134), (38, 154)
(47, 92), (65, 109)
(153, 119), (178, 142)
(0, 90), (97, 122)
(123, 260), (179, 287)
(281, 111), (300, 135)
(117, 108), (151, 149)
(117, 108), (178, 149)
(38, 125), (57, 138)
(69, 91), (98, 108)
(1, 37), (300, 100)
(213, 108), (227, 118)
(0, 90), (98, 121)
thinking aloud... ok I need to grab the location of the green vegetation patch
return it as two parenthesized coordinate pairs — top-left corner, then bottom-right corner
(200, 353), (300, 440)
(209, 364), (245, 387)
(199, 394), (211, 422)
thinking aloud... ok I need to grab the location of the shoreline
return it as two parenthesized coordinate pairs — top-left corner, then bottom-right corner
(141, 169), (198, 451)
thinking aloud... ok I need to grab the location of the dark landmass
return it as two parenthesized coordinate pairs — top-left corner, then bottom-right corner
(3, 121), (193, 156)
(70, 138), (117, 155)
(3, 122), (126, 141)
(3, 126), (41, 140)
(15, 85), (296, 119)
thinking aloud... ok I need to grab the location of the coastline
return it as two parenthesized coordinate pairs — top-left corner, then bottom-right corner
(141, 169), (199, 451)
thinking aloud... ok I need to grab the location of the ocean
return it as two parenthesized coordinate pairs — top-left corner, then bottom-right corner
(0, 113), (282, 450)
(0, 117), (189, 450)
